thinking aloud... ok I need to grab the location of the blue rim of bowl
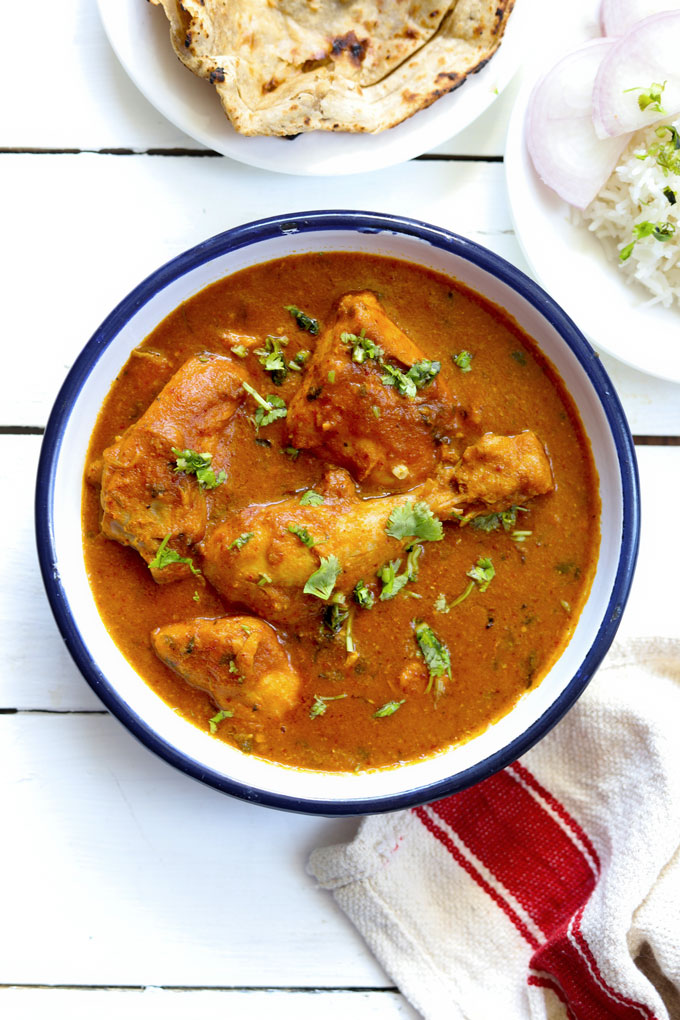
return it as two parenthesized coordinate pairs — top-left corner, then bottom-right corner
(35, 209), (640, 816)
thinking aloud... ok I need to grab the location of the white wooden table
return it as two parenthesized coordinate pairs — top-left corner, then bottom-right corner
(2, 2), (679, 1016)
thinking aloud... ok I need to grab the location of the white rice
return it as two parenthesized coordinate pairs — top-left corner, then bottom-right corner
(581, 117), (680, 308)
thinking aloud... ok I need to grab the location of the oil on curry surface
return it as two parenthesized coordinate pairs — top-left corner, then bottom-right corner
(82, 253), (600, 772)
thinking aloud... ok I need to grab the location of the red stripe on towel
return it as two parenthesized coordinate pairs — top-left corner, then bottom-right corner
(413, 804), (541, 950)
(428, 769), (596, 935)
(413, 766), (657, 1020)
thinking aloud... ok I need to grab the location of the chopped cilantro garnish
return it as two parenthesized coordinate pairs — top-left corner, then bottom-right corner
(228, 531), (254, 551)
(285, 305), (320, 335)
(405, 543), (423, 581)
(434, 593), (450, 614)
(323, 596), (349, 634)
(257, 573), (272, 586)
(385, 500), (443, 542)
(340, 329), (384, 363)
(511, 530), (532, 544)
(373, 700), (404, 718)
(288, 523), (315, 547)
(209, 709), (233, 733)
(300, 490), (324, 506)
(303, 555), (341, 600)
(467, 556), (495, 592)
(639, 124), (680, 177)
(664, 186), (677, 205)
(310, 693), (347, 718)
(353, 579), (375, 608)
(452, 350), (473, 373)
(283, 446), (300, 459)
(378, 559), (410, 601)
(230, 344), (248, 358)
(468, 505), (526, 533)
(624, 80), (667, 114)
(447, 556), (496, 607)
(620, 220), (676, 261)
(171, 447), (226, 490)
(407, 359), (441, 388)
(149, 534), (201, 576)
(327, 370), (336, 383)
(381, 362), (417, 398)
(413, 621), (451, 697)
(253, 335), (289, 385)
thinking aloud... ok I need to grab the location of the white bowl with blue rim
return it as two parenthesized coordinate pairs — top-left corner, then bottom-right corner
(35, 211), (640, 815)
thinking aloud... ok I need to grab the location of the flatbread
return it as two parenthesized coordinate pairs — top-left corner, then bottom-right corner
(150, 0), (515, 135)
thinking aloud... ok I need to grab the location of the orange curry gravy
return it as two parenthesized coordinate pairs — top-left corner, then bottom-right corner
(82, 252), (600, 772)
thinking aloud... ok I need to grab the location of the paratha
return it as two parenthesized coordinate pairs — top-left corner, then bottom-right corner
(150, 0), (515, 136)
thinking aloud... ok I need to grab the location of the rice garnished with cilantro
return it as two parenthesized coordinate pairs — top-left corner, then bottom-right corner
(582, 117), (680, 308)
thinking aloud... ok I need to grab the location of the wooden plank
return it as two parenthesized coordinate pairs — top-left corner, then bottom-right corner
(2, 153), (514, 427)
(0, 988), (419, 1019)
(4, 152), (680, 432)
(0, 711), (384, 988)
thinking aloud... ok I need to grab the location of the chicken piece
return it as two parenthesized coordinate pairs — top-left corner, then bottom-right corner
(286, 291), (461, 491)
(201, 468), (443, 628)
(201, 432), (554, 629)
(151, 616), (300, 718)
(99, 353), (246, 582)
(450, 431), (554, 513)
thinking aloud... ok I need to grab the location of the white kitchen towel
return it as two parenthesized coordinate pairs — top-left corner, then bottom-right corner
(308, 638), (680, 1020)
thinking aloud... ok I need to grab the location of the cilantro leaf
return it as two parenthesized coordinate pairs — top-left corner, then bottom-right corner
(373, 700), (404, 718)
(385, 500), (443, 542)
(253, 334), (289, 384)
(413, 621), (451, 696)
(303, 555), (341, 600)
(381, 362), (417, 398)
(620, 219), (676, 261)
(467, 556), (495, 592)
(624, 80), (666, 113)
(452, 350), (473, 373)
(243, 381), (288, 427)
(378, 559), (410, 601)
(209, 709), (233, 734)
(300, 490), (324, 506)
(407, 359), (441, 388)
(468, 505), (526, 533)
(288, 523), (315, 547)
(228, 531), (254, 551)
(405, 543), (424, 580)
(171, 447), (226, 490)
(353, 579), (375, 609)
(340, 329), (384, 364)
(149, 534), (201, 576)
(285, 305), (320, 336)
(309, 693), (347, 718)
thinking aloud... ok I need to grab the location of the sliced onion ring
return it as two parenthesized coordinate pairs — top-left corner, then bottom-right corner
(592, 11), (680, 137)
(525, 40), (631, 209)
(600, 0), (680, 37)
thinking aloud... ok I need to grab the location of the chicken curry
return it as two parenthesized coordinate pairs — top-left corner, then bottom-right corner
(82, 252), (600, 772)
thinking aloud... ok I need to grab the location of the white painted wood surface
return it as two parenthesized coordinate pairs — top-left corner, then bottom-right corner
(2, 0), (679, 1016)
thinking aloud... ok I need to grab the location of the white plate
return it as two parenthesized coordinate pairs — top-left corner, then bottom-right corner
(97, 0), (533, 176)
(505, 76), (680, 384)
